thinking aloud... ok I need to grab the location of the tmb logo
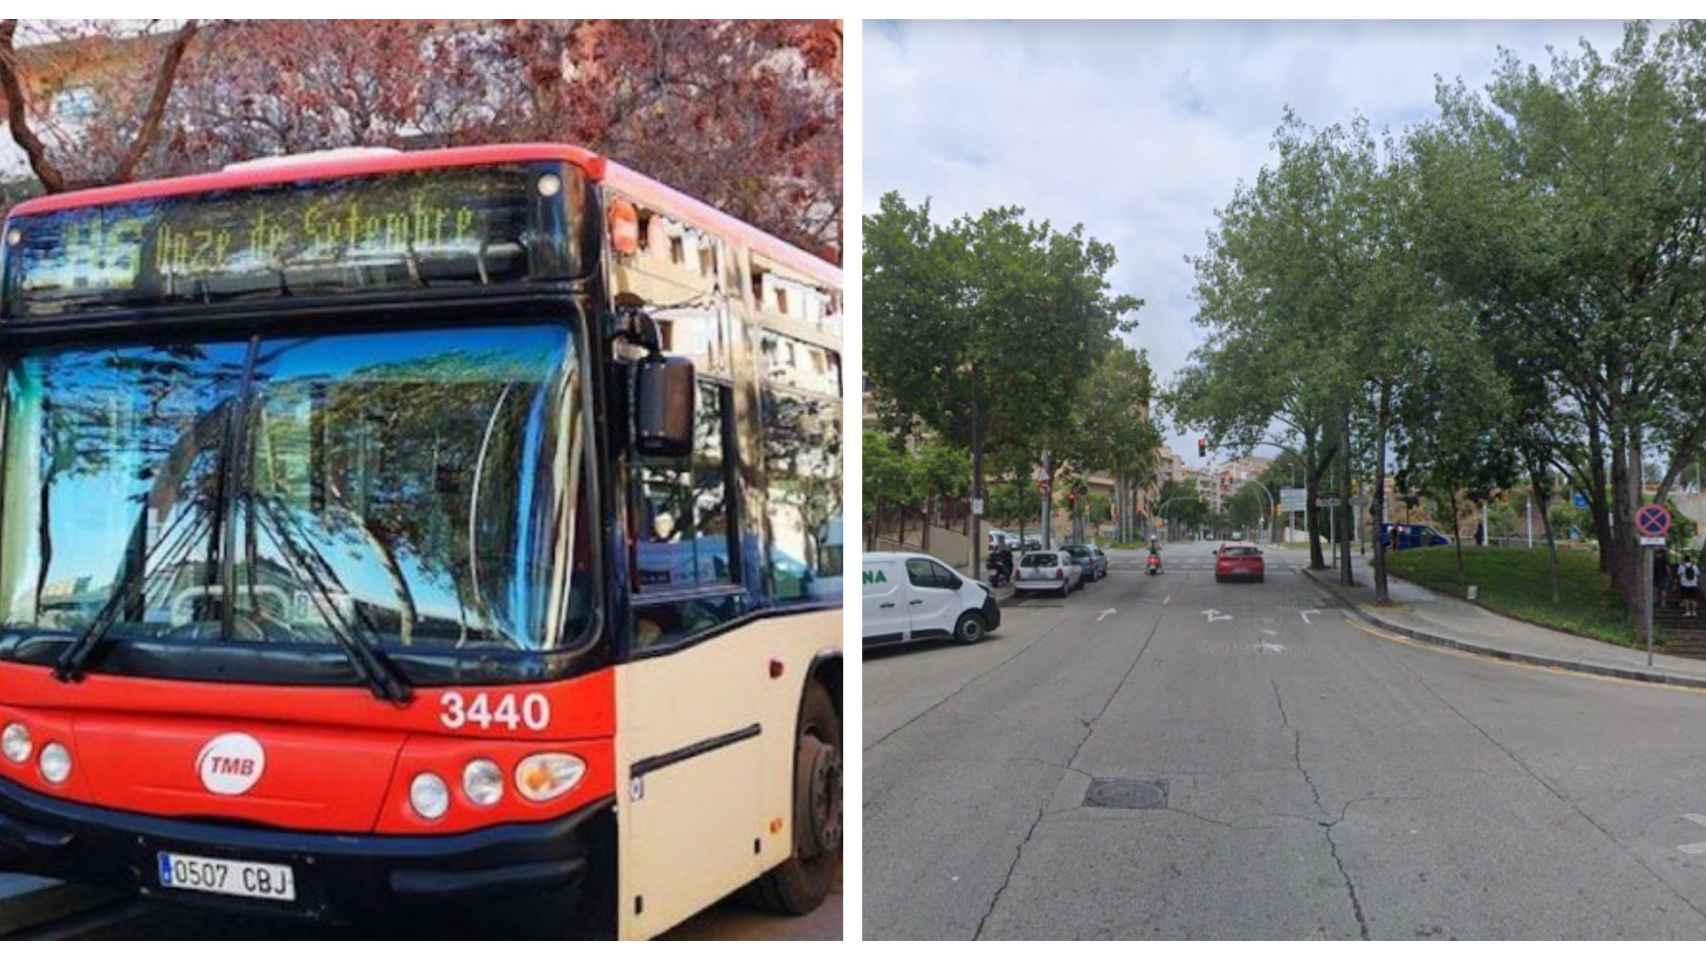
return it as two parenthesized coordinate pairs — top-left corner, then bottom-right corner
(196, 733), (266, 796)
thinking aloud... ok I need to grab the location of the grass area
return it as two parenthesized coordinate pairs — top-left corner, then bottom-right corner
(1384, 545), (1638, 649)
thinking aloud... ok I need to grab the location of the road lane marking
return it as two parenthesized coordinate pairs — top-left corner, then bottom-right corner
(1679, 816), (1706, 855)
(1259, 641), (1286, 654)
(1164, 594), (1171, 605)
(1098, 608), (1117, 622)
(1202, 609), (1233, 623)
(1300, 609), (1321, 625)
(1260, 629), (1278, 637)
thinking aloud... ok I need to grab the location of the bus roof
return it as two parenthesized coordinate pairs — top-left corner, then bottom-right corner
(603, 161), (841, 290)
(6, 142), (842, 293)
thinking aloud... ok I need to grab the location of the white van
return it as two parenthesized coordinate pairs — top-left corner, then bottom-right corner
(863, 551), (1001, 648)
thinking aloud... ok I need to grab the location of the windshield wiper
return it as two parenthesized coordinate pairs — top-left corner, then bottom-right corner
(253, 493), (413, 704)
(55, 495), (209, 682)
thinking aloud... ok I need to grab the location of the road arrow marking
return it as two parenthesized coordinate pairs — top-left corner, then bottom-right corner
(1679, 815), (1706, 855)
(1164, 594), (1171, 605)
(1260, 629), (1278, 637)
(1300, 609), (1320, 625)
(1202, 609), (1233, 623)
(1098, 609), (1117, 622)
(1259, 641), (1285, 654)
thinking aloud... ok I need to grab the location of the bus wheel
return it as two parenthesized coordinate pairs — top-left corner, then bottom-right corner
(748, 681), (841, 915)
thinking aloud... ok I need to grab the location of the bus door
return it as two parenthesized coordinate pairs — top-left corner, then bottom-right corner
(612, 218), (768, 938)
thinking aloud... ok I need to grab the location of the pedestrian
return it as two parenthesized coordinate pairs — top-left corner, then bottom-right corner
(1474, 521), (1485, 546)
(1681, 555), (1702, 619)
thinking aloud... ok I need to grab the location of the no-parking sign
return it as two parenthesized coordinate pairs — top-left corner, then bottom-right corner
(1636, 503), (1670, 547)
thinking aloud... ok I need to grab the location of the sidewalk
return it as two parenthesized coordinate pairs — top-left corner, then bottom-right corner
(1300, 553), (1706, 691)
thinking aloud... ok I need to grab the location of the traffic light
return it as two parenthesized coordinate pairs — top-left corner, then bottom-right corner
(1197, 437), (1207, 457)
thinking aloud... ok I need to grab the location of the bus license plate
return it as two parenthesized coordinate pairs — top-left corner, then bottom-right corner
(157, 852), (295, 902)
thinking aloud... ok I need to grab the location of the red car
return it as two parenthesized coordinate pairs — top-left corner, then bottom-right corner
(1215, 542), (1265, 583)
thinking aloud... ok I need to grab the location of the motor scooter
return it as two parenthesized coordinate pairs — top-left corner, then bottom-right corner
(986, 552), (1013, 588)
(1146, 552), (1162, 576)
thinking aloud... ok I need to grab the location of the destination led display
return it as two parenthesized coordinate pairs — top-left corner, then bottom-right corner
(2, 163), (576, 319)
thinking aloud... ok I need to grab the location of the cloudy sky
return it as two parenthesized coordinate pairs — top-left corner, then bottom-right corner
(863, 19), (1632, 470)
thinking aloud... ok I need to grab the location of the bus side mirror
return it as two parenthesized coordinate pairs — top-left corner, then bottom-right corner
(633, 354), (695, 458)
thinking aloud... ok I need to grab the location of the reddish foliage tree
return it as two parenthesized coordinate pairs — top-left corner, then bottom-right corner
(499, 19), (842, 260)
(0, 18), (200, 192)
(3, 19), (841, 261)
(156, 20), (526, 172)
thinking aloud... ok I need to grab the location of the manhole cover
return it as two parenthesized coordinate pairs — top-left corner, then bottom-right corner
(1083, 778), (1167, 809)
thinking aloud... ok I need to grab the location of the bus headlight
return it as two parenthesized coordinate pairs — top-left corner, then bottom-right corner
(39, 742), (71, 784)
(409, 772), (450, 819)
(515, 753), (585, 802)
(1, 723), (30, 763)
(462, 759), (503, 807)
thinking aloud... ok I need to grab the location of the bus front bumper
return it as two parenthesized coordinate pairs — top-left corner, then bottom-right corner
(0, 775), (607, 924)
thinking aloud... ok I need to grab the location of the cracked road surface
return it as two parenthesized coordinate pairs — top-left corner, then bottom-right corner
(863, 541), (1706, 939)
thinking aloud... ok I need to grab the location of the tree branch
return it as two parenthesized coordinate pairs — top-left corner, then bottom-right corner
(112, 19), (199, 183)
(0, 19), (67, 192)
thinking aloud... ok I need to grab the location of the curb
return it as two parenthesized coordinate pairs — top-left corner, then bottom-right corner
(0, 877), (127, 938)
(1298, 567), (1706, 692)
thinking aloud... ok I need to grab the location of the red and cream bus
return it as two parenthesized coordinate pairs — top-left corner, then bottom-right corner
(0, 144), (842, 938)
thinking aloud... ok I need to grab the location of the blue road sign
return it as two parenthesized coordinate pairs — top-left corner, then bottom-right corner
(1573, 491), (1589, 509)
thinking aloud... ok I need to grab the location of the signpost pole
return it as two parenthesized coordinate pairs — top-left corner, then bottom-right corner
(1647, 544), (1655, 667)
(1329, 501), (1337, 570)
(1636, 503), (1672, 666)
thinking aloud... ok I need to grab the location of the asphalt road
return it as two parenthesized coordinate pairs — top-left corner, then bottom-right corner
(7, 858), (839, 940)
(11, 874), (839, 940)
(865, 541), (1706, 939)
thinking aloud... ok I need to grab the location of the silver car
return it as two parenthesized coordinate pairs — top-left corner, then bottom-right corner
(1013, 550), (1084, 597)
(1060, 543), (1107, 581)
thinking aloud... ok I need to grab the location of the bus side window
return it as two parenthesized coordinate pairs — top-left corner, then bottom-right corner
(760, 385), (842, 605)
(631, 380), (742, 653)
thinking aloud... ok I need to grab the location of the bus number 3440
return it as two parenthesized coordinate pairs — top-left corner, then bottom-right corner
(438, 692), (551, 732)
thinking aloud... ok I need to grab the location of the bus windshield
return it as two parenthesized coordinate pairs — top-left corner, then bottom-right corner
(0, 322), (592, 657)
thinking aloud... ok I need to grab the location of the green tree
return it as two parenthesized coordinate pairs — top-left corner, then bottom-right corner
(862, 430), (918, 550)
(1172, 111), (1371, 575)
(912, 439), (970, 553)
(864, 192), (1142, 566)
(1408, 21), (1706, 641)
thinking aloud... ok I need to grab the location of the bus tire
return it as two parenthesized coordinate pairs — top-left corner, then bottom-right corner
(953, 611), (986, 645)
(748, 681), (841, 916)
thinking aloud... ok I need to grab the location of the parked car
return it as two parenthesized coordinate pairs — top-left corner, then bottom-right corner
(1086, 543), (1109, 577)
(863, 551), (1001, 648)
(1060, 543), (1107, 581)
(1022, 536), (1043, 551)
(1014, 550), (1083, 597)
(1380, 522), (1451, 550)
(987, 529), (1017, 552)
(1214, 542), (1266, 583)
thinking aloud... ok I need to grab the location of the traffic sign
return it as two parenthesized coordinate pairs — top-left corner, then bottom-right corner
(1280, 487), (1306, 511)
(1572, 491), (1589, 509)
(1316, 497), (1342, 507)
(1636, 503), (1671, 540)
